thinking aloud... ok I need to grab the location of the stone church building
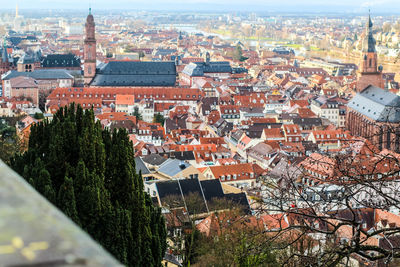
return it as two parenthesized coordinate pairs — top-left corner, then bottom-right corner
(346, 15), (400, 152)
(83, 9), (176, 87)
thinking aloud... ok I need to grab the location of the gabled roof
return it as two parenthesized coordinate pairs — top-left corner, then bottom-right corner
(142, 153), (168, 166)
(182, 61), (232, 76)
(155, 177), (250, 215)
(115, 94), (134, 105)
(347, 85), (400, 122)
(134, 157), (150, 175)
(158, 159), (191, 177)
(91, 61), (176, 86)
(3, 69), (73, 80)
(41, 54), (81, 68)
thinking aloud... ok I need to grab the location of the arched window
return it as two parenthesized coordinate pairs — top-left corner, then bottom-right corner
(88, 66), (92, 75)
(369, 58), (372, 67)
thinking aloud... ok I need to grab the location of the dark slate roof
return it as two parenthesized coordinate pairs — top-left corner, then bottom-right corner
(199, 179), (224, 202)
(232, 67), (248, 74)
(41, 54), (81, 68)
(156, 180), (182, 200)
(224, 192), (251, 214)
(90, 61), (176, 87)
(142, 154), (168, 166)
(0, 160), (121, 266)
(164, 252), (182, 267)
(156, 178), (251, 215)
(182, 61), (232, 76)
(134, 157), (150, 175)
(347, 85), (400, 122)
(178, 178), (208, 213)
(3, 69), (74, 80)
(165, 115), (187, 133)
(293, 117), (322, 127)
(214, 118), (233, 136)
(159, 151), (195, 161)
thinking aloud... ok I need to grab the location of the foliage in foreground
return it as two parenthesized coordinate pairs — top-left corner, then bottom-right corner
(12, 104), (167, 266)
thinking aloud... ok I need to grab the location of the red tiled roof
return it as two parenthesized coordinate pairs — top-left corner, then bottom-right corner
(115, 94), (134, 105)
(209, 163), (257, 181)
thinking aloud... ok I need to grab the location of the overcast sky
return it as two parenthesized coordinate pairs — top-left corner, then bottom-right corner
(3, 0), (400, 13)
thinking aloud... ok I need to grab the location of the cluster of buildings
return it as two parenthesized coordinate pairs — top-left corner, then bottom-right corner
(2, 8), (400, 266)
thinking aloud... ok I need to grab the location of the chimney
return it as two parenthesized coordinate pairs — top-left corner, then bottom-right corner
(179, 160), (186, 170)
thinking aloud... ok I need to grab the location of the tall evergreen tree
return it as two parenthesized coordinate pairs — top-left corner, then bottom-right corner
(57, 176), (80, 224)
(12, 104), (166, 267)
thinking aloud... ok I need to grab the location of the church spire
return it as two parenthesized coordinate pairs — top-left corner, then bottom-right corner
(356, 12), (384, 92)
(2, 38), (8, 63)
(362, 10), (376, 53)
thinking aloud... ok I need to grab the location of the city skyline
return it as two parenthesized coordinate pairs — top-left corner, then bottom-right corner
(3, 0), (400, 13)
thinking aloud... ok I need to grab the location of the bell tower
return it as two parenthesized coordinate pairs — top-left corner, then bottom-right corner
(84, 8), (96, 86)
(356, 12), (384, 92)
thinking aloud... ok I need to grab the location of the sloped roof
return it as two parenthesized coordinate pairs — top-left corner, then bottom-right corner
(142, 154), (168, 166)
(3, 69), (73, 80)
(41, 54), (81, 68)
(90, 61), (176, 86)
(158, 159), (191, 177)
(134, 157), (150, 175)
(182, 61), (232, 76)
(347, 85), (400, 122)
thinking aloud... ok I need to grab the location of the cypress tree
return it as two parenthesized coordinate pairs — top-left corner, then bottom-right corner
(36, 169), (56, 203)
(12, 104), (167, 266)
(57, 176), (80, 225)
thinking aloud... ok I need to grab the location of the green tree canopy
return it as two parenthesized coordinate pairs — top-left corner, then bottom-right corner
(12, 104), (166, 266)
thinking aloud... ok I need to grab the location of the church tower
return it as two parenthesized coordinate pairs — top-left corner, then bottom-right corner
(356, 13), (384, 92)
(84, 8), (96, 86)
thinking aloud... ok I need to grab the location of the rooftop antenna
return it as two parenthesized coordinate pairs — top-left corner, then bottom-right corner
(89, 3), (91, 15)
